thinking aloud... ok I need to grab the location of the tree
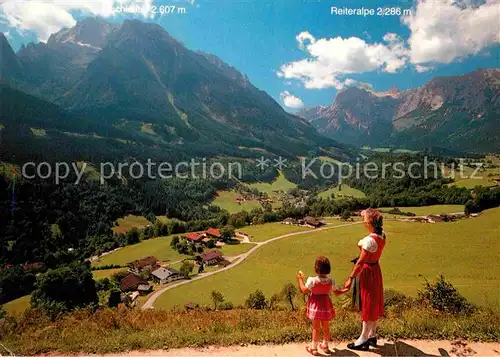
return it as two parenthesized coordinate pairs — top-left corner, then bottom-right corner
(31, 262), (98, 314)
(108, 288), (121, 308)
(180, 261), (194, 279)
(221, 225), (235, 241)
(340, 209), (352, 221)
(269, 293), (281, 310)
(211, 289), (225, 310)
(245, 290), (267, 309)
(281, 282), (298, 311)
(126, 228), (140, 245)
(170, 235), (180, 249)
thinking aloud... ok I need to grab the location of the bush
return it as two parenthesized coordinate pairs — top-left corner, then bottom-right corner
(219, 301), (234, 310)
(245, 290), (267, 310)
(418, 275), (475, 315)
(211, 290), (225, 310)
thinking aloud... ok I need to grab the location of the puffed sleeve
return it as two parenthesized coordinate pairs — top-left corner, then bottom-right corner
(305, 277), (315, 289)
(358, 236), (378, 253)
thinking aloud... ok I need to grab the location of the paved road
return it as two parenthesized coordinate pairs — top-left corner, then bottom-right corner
(142, 221), (362, 309)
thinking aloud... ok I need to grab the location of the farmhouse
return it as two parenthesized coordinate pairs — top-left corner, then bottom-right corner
(151, 266), (184, 285)
(120, 273), (149, 292)
(205, 228), (222, 240)
(282, 217), (297, 225)
(137, 284), (153, 295)
(185, 232), (204, 242)
(301, 216), (324, 228)
(128, 256), (160, 274)
(200, 250), (224, 266)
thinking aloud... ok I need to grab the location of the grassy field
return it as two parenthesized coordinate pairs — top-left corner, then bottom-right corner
(3, 295), (30, 316)
(447, 178), (498, 189)
(92, 268), (126, 280)
(112, 215), (152, 234)
(91, 236), (185, 267)
(211, 191), (262, 214)
(155, 208), (500, 310)
(238, 222), (313, 242)
(318, 184), (366, 199)
(379, 205), (464, 216)
(248, 171), (297, 194)
(218, 242), (256, 256)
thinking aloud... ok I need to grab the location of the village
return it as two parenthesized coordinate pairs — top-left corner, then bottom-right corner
(116, 227), (236, 306)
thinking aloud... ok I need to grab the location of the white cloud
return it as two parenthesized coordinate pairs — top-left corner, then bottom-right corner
(403, 0), (500, 64)
(280, 91), (304, 109)
(0, 0), (153, 42)
(415, 64), (432, 72)
(277, 31), (408, 89)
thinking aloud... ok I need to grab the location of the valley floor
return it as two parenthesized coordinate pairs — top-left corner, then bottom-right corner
(41, 340), (500, 357)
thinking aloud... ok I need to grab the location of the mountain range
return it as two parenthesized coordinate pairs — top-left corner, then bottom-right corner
(0, 18), (349, 164)
(298, 69), (500, 153)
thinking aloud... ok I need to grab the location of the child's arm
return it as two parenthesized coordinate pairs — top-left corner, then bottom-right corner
(297, 271), (309, 294)
(332, 286), (349, 296)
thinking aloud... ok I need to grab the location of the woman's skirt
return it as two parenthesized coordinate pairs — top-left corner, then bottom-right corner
(359, 262), (384, 321)
(306, 294), (335, 321)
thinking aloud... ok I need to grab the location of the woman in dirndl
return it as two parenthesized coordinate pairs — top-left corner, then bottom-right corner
(344, 208), (386, 351)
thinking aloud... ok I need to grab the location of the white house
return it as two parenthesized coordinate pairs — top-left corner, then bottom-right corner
(151, 267), (184, 285)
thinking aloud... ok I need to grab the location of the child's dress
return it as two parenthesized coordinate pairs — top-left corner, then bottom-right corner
(305, 276), (335, 321)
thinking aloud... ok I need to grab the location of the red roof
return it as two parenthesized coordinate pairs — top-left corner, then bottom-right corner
(205, 228), (222, 238)
(120, 273), (148, 291)
(201, 250), (223, 262)
(186, 232), (204, 241)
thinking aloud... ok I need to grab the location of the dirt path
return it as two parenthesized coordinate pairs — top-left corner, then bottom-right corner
(141, 222), (362, 309)
(43, 340), (500, 356)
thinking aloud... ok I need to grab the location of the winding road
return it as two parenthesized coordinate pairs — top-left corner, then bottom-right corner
(142, 221), (362, 309)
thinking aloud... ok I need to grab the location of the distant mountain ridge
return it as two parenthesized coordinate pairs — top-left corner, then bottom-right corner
(298, 69), (500, 153)
(0, 18), (351, 162)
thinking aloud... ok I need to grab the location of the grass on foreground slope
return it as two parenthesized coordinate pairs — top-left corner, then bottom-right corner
(112, 215), (152, 234)
(3, 306), (498, 354)
(91, 235), (185, 267)
(155, 208), (500, 310)
(211, 191), (262, 214)
(2, 295), (30, 316)
(318, 184), (366, 199)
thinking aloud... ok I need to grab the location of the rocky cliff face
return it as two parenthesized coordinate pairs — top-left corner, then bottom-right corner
(298, 69), (500, 152)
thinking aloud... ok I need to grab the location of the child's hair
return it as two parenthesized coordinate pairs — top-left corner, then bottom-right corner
(314, 256), (331, 275)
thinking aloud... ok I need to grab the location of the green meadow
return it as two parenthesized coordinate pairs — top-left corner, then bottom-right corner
(211, 191), (262, 214)
(91, 235), (185, 267)
(154, 208), (500, 310)
(112, 215), (152, 234)
(248, 171), (297, 194)
(238, 222), (313, 242)
(380, 204), (464, 216)
(318, 184), (366, 199)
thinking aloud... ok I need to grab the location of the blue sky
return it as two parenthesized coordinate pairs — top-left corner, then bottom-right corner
(1, 0), (499, 109)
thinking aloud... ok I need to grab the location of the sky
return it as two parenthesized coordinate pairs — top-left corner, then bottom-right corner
(1, 0), (499, 110)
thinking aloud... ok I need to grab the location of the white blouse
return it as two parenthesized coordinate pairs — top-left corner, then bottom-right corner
(358, 233), (386, 253)
(305, 276), (335, 289)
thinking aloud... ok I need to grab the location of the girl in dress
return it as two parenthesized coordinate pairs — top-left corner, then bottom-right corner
(297, 256), (348, 356)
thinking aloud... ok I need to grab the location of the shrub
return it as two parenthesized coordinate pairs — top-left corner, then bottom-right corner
(418, 275), (475, 315)
(280, 283), (298, 311)
(245, 290), (267, 310)
(219, 301), (234, 310)
(210, 290), (224, 310)
(180, 261), (194, 279)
